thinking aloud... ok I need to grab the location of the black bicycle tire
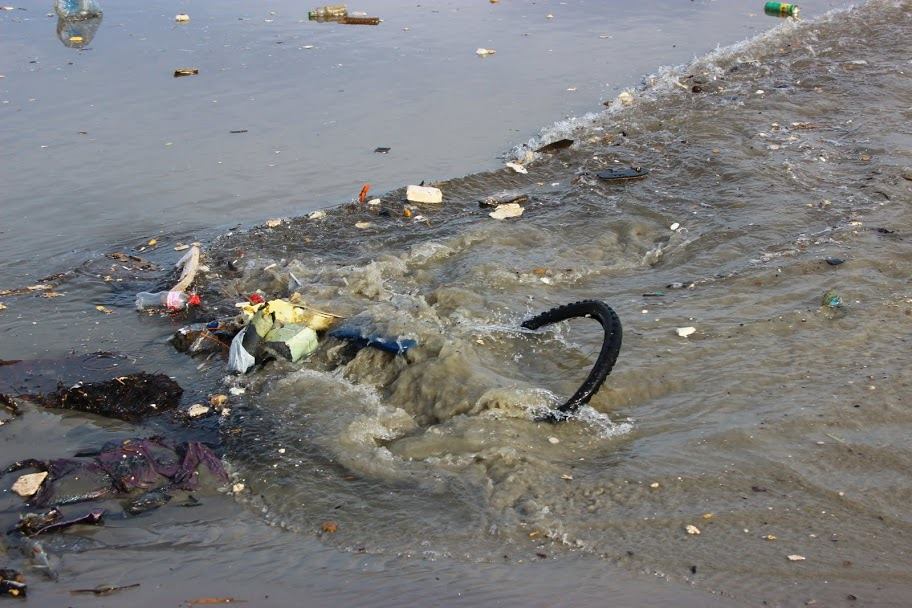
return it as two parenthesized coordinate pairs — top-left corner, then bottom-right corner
(521, 300), (622, 422)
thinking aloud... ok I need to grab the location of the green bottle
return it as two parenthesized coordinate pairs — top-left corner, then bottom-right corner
(764, 2), (800, 18)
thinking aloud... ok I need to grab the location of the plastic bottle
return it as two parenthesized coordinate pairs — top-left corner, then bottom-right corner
(54, 0), (103, 20)
(135, 291), (201, 311)
(308, 4), (347, 21)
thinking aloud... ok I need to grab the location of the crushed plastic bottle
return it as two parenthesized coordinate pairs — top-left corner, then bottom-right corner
(54, 0), (103, 20)
(135, 291), (201, 311)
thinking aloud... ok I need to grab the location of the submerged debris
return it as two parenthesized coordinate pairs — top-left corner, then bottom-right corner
(42, 373), (183, 422)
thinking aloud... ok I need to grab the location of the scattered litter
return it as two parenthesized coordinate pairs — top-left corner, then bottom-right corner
(175, 13), (190, 22)
(228, 387), (246, 396)
(475, 48), (496, 56)
(825, 257), (844, 266)
(787, 554), (806, 561)
(231, 483), (245, 494)
(0, 303), (6, 311)
(43, 372), (183, 422)
(374, 147), (391, 154)
(617, 91), (634, 106)
(328, 320), (416, 355)
(186, 597), (240, 606)
(309, 4), (347, 21)
(174, 243), (190, 251)
(229, 129), (248, 134)
(0, 570), (26, 598)
(54, 0), (101, 19)
(561, 474), (573, 480)
(702, 513), (714, 520)
(596, 167), (648, 181)
(70, 583), (140, 597)
(187, 404), (210, 418)
(686, 525), (701, 535)
(821, 289), (842, 309)
(135, 290), (200, 311)
(489, 203), (524, 220)
(406, 185), (443, 204)
(173, 68), (199, 78)
(480, 191), (529, 208)
(358, 183), (371, 203)
(367, 198), (381, 206)
(764, 2), (800, 18)
(309, 210), (327, 220)
(548, 436), (560, 444)
(764, 534), (778, 541)
(650, 482), (660, 489)
(12, 472), (48, 497)
(342, 15), (380, 25)
(355, 221), (372, 229)
(265, 218), (283, 228)
(505, 162), (528, 174)
(321, 520), (338, 533)
(676, 327), (696, 338)
(670, 222), (680, 231)
(535, 139), (573, 154)
(95, 305), (113, 314)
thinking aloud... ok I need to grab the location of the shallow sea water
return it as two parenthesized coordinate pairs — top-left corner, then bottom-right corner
(2, 0), (911, 606)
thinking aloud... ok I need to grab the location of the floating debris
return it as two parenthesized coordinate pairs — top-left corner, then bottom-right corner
(475, 48), (496, 56)
(685, 525), (701, 535)
(12, 472), (48, 498)
(488, 203), (524, 220)
(173, 68), (199, 78)
(676, 327), (696, 338)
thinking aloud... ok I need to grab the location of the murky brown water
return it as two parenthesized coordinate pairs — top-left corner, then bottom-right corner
(2, 0), (911, 606)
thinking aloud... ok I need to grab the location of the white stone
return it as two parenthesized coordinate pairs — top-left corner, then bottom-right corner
(12, 472), (48, 497)
(406, 185), (443, 204)
(676, 326), (696, 338)
(489, 203), (524, 220)
(670, 222), (680, 231)
(505, 162), (528, 174)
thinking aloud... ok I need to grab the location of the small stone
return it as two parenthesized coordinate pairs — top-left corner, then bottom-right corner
(278, 448), (286, 454)
(901, 167), (912, 181)
(406, 185), (443, 204)
(12, 471), (48, 497)
(187, 404), (210, 418)
(265, 218), (283, 228)
(670, 222), (680, 231)
(686, 525), (701, 535)
(548, 436), (560, 444)
(617, 91), (634, 106)
(355, 221), (372, 229)
(676, 327), (696, 338)
(787, 554), (806, 562)
(308, 210), (327, 220)
(825, 257), (845, 266)
(505, 162), (528, 174)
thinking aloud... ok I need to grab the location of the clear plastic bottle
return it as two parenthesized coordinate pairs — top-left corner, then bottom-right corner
(55, 0), (103, 20)
(308, 4), (347, 21)
(135, 291), (200, 311)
